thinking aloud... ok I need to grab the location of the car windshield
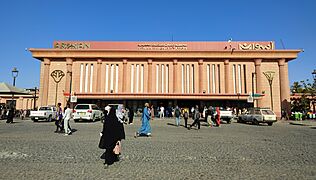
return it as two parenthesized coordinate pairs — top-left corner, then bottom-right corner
(262, 110), (275, 115)
(39, 107), (50, 110)
(75, 105), (90, 109)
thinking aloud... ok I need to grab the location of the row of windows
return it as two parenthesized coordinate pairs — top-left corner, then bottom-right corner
(78, 63), (249, 94)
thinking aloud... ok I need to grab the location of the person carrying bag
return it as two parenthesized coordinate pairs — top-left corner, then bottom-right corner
(98, 106), (125, 168)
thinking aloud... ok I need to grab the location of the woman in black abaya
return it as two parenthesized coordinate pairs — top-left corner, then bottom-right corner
(99, 106), (125, 168)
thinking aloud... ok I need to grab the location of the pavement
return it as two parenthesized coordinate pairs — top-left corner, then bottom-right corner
(0, 117), (315, 180)
(286, 119), (316, 127)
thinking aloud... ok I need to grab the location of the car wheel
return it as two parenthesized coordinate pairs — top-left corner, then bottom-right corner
(32, 118), (38, 122)
(253, 119), (259, 125)
(267, 122), (273, 126)
(47, 115), (52, 122)
(237, 117), (242, 123)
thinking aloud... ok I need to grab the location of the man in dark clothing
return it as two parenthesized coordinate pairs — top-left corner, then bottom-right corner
(6, 108), (14, 123)
(128, 108), (134, 124)
(183, 110), (189, 128)
(188, 105), (200, 130)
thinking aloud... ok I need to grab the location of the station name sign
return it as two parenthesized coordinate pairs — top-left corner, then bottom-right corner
(239, 42), (274, 50)
(54, 42), (91, 49)
(137, 43), (188, 50)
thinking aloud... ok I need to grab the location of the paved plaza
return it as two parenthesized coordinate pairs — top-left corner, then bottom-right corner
(0, 118), (315, 180)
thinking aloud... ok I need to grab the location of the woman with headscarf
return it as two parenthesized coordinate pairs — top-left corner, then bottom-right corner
(116, 104), (125, 123)
(134, 103), (151, 137)
(99, 106), (125, 168)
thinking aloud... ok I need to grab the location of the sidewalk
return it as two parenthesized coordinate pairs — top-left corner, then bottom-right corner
(287, 119), (316, 127)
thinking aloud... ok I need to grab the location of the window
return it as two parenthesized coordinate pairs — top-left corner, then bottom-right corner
(262, 110), (275, 115)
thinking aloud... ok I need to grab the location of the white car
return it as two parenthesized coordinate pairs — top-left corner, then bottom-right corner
(73, 104), (103, 122)
(30, 106), (57, 122)
(238, 108), (277, 126)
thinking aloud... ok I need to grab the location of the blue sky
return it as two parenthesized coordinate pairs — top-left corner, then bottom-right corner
(0, 0), (315, 89)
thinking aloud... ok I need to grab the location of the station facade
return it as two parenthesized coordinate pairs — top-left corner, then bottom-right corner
(29, 41), (301, 117)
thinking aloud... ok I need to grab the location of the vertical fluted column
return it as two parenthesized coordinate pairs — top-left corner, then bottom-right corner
(147, 59), (153, 93)
(198, 59), (204, 93)
(96, 59), (102, 92)
(254, 59), (262, 107)
(224, 59), (230, 94)
(65, 58), (73, 95)
(42, 58), (51, 106)
(173, 59), (178, 93)
(278, 58), (290, 113)
(122, 59), (128, 93)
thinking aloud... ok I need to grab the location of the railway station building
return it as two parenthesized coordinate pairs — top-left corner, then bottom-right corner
(29, 41), (301, 117)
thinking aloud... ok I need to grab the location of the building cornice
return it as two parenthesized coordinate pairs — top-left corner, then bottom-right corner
(29, 49), (301, 61)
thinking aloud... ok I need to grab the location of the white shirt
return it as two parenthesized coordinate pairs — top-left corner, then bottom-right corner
(64, 108), (73, 120)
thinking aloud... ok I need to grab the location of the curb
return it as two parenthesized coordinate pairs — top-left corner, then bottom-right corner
(289, 122), (312, 126)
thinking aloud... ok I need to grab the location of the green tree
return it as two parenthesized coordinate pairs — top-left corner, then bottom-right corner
(291, 79), (316, 113)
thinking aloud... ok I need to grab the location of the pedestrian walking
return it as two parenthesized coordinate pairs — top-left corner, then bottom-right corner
(54, 103), (63, 133)
(151, 105), (155, 120)
(160, 106), (165, 118)
(174, 106), (181, 127)
(6, 107), (14, 123)
(135, 103), (152, 137)
(207, 106), (215, 127)
(63, 104), (72, 136)
(188, 105), (200, 130)
(128, 107), (134, 124)
(215, 107), (221, 127)
(99, 106), (125, 168)
(183, 109), (189, 128)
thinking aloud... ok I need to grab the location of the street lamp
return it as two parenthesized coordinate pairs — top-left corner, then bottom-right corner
(312, 69), (316, 113)
(263, 71), (275, 111)
(312, 69), (316, 87)
(252, 72), (256, 107)
(11, 67), (19, 108)
(27, 87), (38, 110)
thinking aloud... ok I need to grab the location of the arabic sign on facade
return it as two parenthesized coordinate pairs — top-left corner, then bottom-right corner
(137, 44), (188, 50)
(239, 42), (274, 50)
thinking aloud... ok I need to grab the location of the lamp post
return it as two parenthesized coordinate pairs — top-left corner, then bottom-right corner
(11, 67), (19, 108)
(67, 71), (72, 107)
(237, 92), (241, 115)
(263, 71), (275, 111)
(50, 70), (65, 106)
(252, 72), (256, 107)
(27, 87), (38, 110)
(312, 69), (316, 113)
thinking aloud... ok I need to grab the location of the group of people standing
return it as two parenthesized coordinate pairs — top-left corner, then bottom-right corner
(177, 105), (221, 130)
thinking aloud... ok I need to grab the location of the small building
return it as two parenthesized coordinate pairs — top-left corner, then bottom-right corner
(0, 82), (38, 111)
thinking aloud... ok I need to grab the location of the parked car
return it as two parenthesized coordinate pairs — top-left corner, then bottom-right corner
(30, 106), (57, 122)
(219, 108), (233, 124)
(73, 104), (103, 122)
(237, 108), (277, 126)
